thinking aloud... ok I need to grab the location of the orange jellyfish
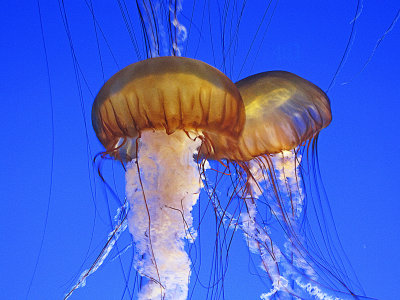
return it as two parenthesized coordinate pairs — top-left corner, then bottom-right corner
(79, 55), (357, 299)
(91, 56), (245, 299)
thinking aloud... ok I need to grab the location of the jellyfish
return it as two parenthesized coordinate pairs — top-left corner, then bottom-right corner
(71, 54), (358, 300)
(90, 56), (244, 299)
(23, 1), (374, 299)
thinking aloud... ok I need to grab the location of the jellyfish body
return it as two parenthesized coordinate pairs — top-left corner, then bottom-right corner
(89, 55), (343, 299)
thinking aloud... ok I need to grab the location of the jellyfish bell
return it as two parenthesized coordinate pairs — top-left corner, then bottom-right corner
(204, 70), (332, 161)
(236, 71), (331, 158)
(92, 56), (245, 162)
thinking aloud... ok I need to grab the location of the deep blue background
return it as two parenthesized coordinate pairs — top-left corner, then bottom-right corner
(1, 1), (399, 299)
